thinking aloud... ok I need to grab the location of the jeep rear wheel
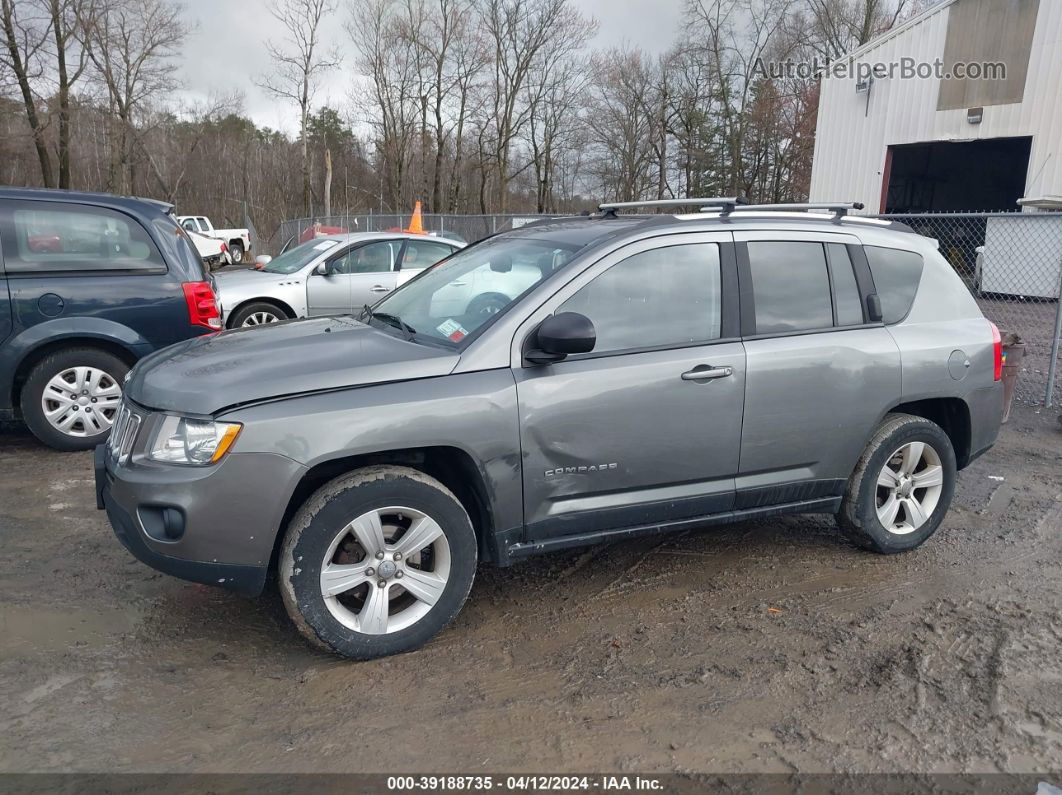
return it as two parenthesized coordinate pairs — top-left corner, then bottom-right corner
(837, 413), (956, 553)
(280, 466), (477, 659)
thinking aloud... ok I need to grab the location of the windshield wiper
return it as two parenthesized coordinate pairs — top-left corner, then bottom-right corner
(362, 304), (416, 340)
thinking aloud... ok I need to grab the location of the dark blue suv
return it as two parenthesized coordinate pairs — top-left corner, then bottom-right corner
(0, 188), (221, 450)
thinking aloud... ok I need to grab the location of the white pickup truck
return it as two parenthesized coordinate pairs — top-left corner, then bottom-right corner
(178, 215), (253, 263)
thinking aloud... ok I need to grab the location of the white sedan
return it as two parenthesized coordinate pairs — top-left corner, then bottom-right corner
(215, 233), (463, 328)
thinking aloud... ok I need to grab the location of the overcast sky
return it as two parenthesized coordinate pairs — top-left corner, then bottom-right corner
(178, 0), (686, 133)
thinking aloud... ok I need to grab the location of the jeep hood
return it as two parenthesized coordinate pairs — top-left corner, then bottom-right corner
(125, 317), (459, 415)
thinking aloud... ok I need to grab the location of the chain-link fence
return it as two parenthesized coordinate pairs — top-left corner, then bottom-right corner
(269, 210), (1062, 406)
(267, 213), (554, 255)
(878, 213), (1062, 406)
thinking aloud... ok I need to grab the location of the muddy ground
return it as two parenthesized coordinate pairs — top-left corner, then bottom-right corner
(1, 407), (1060, 775)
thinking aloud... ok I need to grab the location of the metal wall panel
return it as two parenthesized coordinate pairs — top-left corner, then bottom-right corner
(809, 0), (1062, 211)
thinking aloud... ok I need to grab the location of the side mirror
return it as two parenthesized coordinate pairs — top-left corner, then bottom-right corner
(253, 255), (272, 270)
(314, 262), (330, 276)
(526, 312), (596, 364)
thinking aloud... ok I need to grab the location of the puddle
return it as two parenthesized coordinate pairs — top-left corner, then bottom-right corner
(0, 604), (142, 659)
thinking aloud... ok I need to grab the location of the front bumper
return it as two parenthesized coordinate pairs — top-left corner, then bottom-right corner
(95, 444), (307, 597)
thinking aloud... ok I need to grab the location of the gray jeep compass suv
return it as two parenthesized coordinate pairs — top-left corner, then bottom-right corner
(96, 200), (1004, 659)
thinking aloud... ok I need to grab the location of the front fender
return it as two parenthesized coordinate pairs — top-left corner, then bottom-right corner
(221, 370), (524, 549)
(218, 279), (307, 321)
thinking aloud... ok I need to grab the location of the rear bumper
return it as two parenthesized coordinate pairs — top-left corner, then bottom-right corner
(965, 382), (1005, 467)
(95, 444), (306, 597)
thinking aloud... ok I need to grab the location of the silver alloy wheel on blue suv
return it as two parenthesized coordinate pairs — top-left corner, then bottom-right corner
(22, 348), (128, 452)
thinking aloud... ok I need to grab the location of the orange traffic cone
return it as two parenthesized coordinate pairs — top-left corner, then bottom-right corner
(405, 201), (424, 235)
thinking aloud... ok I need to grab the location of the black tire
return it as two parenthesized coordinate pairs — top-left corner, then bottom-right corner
(229, 301), (289, 328)
(467, 292), (509, 319)
(229, 242), (245, 264)
(279, 465), (478, 659)
(837, 413), (957, 554)
(20, 347), (129, 451)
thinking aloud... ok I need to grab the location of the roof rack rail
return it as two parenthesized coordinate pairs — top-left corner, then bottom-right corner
(709, 202), (865, 219)
(598, 197), (747, 217)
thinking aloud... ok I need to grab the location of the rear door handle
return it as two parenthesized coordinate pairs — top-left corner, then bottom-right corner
(369, 285), (390, 293)
(681, 365), (733, 382)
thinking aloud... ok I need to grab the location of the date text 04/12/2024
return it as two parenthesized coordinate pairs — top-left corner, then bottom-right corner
(386, 776), (665, 791)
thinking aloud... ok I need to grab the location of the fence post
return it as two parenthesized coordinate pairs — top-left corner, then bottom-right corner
(1047, 261), (1062, 408)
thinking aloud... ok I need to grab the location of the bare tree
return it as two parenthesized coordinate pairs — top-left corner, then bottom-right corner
(793, 0), (911, 59)
(82, 0), (189, 193)
(406, 0), (483, 211)
(259, 0), (340, 214)
(137, 94), (233, 202)
(476, 0), (593, 213)
(48, 0), (92, 187)
(1, 0), (54, 185)
(585, 47), (658, 203)
(685, 0), (798, 196)
(349, 0), (419, 210)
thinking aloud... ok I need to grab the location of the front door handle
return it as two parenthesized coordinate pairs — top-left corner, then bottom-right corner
(369, 285), (390, 293)
(681, 365), (733, 382)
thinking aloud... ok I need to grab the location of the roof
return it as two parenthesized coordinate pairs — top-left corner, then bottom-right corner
(313, 231), (466, 245)
(837, 0), (958, 62)
(503, 216), (665, 249)
(1018, 195), (1062, 210)
(0, 186), (174, 215)
(495, 210), (916, 243)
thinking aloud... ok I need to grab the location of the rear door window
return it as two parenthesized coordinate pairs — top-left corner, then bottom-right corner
(401, 240), (456, 270)
(864, 246), (924, 324)
(5, 202), (165, 274)
(746, 241), (833, 334)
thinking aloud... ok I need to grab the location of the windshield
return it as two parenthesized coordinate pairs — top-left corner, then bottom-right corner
(368, 236), (580, 345)
(263, 238), (339, 274)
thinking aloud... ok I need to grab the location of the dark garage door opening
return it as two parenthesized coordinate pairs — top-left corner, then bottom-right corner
(883, 137), (1032, 213)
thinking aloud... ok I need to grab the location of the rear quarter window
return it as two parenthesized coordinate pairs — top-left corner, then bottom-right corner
(865, 246), (924, 324)
(3, 202), (166, 274)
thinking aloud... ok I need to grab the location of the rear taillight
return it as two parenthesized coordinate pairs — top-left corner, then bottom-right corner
(182, 281), (222, 330)
(220, 242), (228, 253)
(989, 321), (1002, 381)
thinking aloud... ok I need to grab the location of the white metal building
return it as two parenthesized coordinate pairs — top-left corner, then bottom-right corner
(809, 0), (1062, 213)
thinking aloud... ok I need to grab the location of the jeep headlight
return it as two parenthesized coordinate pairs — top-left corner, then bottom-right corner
(149, 416), (242, 465)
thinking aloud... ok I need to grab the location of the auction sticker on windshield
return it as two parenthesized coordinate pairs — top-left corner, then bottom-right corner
(436, 318), (468, 342)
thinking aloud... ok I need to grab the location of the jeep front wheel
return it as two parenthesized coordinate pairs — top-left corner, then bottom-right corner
(279, 466), (477, 659)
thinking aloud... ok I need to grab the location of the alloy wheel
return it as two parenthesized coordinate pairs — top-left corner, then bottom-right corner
(242, 311), (281, 326)
(41, 366), (122, 437)
(875, 441), (944, 535)
(319, 506), (451, 635)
